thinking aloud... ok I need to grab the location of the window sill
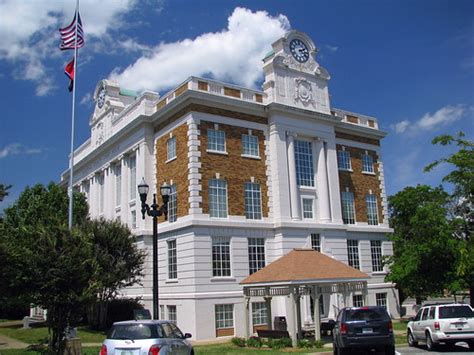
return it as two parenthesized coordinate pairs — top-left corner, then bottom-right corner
(207, 149), (228, 156)
(241, 154), (260, 160)
(362, 171), (376, 176)
(338, 168), (353, 172)
(165, 279), (179, 284)
(166, 156), (177, 164)
(210, 277), (236, 282)
(372, 271), (387, 275)
(129, 199), (136, 207)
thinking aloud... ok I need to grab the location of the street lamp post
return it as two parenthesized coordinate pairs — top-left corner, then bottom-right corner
(138, 178), (171, 320)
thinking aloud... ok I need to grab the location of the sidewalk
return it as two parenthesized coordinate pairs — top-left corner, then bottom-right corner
(0, 333), (28, 350)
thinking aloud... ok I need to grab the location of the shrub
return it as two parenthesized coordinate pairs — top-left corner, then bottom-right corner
(313, 339), (324, 348)
(268, 337), (292, 349)
(246, 336), (263, 348)
(231, 337), (246, 347)
(297, 338), (324, 348)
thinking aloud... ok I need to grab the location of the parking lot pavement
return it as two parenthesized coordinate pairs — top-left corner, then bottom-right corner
(396, 342), (472, 354)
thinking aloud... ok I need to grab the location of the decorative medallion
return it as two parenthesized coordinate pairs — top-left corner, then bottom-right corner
(294, 78), (314, 105)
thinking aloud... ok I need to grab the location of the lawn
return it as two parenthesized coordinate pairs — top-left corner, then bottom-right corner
(0, 324), (106, 344)
(392, 320), (408, 332)
(194, 343), (329, 354)
(0, 348), (101, 355)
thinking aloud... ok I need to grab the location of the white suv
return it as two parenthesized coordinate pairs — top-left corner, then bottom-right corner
(407, 303), (474, 351)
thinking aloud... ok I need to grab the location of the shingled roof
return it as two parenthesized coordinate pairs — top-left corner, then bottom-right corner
(240, 249), (369, 285)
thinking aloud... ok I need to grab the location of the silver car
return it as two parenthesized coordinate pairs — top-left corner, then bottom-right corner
(100, 320), (194, 355)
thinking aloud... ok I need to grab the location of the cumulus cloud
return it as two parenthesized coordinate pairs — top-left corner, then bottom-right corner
(0, 144), (44, 159)
(391, 105), (466, 135)
(0, 0), (140, 95)
(324, 45), (339, 52)
(110, 7), (290, 92)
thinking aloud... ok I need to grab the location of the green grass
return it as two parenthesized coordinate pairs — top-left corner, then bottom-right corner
(0, 347), (101, 355)
(194, 342), (329, 354)
(0, 325), (106, 344)
(392, 320), (408, 332)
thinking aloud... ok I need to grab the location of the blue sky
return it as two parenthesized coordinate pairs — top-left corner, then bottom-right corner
(0, 0), (473, 211)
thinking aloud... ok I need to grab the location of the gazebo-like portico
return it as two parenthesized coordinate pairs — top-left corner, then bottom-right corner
(240, 249), (370, 346)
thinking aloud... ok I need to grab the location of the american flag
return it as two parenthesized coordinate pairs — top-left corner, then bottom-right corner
(59, 13), (85, 50)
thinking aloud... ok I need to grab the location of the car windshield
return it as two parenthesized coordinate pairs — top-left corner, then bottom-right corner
(108, 324), (161, 340)
(346, 308), (387, 322)
(439, 306), (474, 319)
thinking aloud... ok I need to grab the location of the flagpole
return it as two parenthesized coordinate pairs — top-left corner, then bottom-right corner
(67, 0), (79, 230)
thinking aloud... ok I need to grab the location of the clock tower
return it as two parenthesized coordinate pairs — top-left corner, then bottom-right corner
(262, 30), (331, 115)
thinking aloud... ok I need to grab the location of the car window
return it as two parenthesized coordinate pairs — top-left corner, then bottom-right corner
(108, 324), (158, 340)
(414, 309), (423, 321)
(439, 306), (474, 319)
(169, 323), (184, 338)
(428, 307), (436, 320)
(161, 322), (176, 338)
(346, 308), (388, 321)
(421, 308), (429, 321)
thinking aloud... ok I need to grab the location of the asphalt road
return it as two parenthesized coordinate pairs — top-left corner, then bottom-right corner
(396, 342), (472, 354)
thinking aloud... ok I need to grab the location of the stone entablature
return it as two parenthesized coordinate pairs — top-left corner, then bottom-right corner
(332, 108), (379, 130)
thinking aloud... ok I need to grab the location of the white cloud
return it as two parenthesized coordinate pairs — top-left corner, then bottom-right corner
(391, 105), (466, 135)
(0, 0), (139, 95)
(110, 7), (290, 92)
(324, 45), (339, 52)
(80, 92), (93, 106)
(0, 144), (44, 159)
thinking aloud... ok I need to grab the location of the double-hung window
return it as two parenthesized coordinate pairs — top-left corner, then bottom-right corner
(244, 182), (262, 219)
(302, 198), (314, 219)
(208, 129), (226, 152)
(366, 194), (378, 225)
(341, 191), (356, 224)
(167, 305), (177, 324)
(242, 134), (259, 157)
(215, 304), (234, 331)
(353, 294), (364, 307)
(371, 240), (383, 272)
(248, 238), (265, 274)
(167, 136), (176, 161)
(311, 233), (321, 252)
(168, 240), (177, 279)
(129, 155), (136, 201)
(212, 237), (231, 277)
(168, 184), (177, 222)
(209, 179), (227, 218)
(376, 293), (387, 310)
(362, 152), (374, 173)
(347, 239), (360, 269)
(337, 149), (352, 170)
(295, 140), (314, 186)
(252, 302), (267, 326)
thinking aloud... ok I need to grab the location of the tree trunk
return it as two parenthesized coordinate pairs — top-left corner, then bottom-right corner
(470, 284), (474, 308)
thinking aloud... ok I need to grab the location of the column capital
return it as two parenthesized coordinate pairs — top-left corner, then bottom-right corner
(286, 131), (298, 139)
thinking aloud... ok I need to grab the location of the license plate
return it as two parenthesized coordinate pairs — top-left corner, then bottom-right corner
(119, 351), (137, 355)
(451, 322), (466, 329)
(362, 328), (373, 334)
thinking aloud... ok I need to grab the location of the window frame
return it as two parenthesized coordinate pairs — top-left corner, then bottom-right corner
(248, 238), (265, 274)
(337, 149), (352, 171)
(207, 128), (226, 153)
(167, 239), (177, 280)
(212, 237), (231, 277)
(244, 182), (262, 220)
(353, 294), (364, 307)
(361, 152), (375, 174)
(167, 136), (177, 161)
(366, 193), (379, 225)
(375, 292), (388, 311)
(215, 304), (234, 329)
(294, 139), (315, 187)
(167, 305), (177, 324)
(347, 239), (360, 270)
(341, 190), (356, 224)
(370, 240), (383, 272)
(310, 233), (321, 252)
(209, 179), (228, 218)
(302, 198), (314, 219)
(251, 302), (267, 326)
(242, 134), (259, 158)
(168, 184), (177, 223)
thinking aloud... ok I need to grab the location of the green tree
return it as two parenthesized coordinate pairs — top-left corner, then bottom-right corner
(425, 132), (473, 305)
(385, 185), (459, 304)
(0, 183), (92, 354)
(0, 183), (12, 202)
(83, 218), (145, 329)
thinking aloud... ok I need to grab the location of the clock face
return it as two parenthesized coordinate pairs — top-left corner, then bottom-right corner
(289, 39), (309, 63)
(97, 88), (106, 109)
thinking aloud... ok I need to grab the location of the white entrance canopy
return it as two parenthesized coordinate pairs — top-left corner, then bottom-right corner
(240, 248), (370, 346)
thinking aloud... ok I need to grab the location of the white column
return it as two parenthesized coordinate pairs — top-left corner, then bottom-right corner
(313, 286), (321, 341)
(316, 139), (331, 222)
(264, 296), (273, 330)
(288, 288), (298, 347)
(119, 156), (127, 223)
(244, 296), (250, 338)
(363, 283), (369, 306)
(287, 132), (301, 220)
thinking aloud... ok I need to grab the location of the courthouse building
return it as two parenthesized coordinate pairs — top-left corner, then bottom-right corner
(61, 30), (399, 340)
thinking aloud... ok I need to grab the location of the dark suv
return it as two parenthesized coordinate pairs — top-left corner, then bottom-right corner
(333, 306), (395, 355)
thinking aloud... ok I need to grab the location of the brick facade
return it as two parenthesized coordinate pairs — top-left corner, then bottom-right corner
(199, 120), (268, 217)
(156, 123), (189, 222)
(336, 144), (384, 224)
(335, 131), (380, 146)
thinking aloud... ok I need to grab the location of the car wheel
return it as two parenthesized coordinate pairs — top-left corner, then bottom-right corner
(407, 330), (418, 347)
(467, 341), (474, 350)
(425, 332), (436, 351)
(385, 345), (395, 355)
(332, 343), (337, 355)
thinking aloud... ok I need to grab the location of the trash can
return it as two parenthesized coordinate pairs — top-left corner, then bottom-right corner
(273, 316), (287, 331)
